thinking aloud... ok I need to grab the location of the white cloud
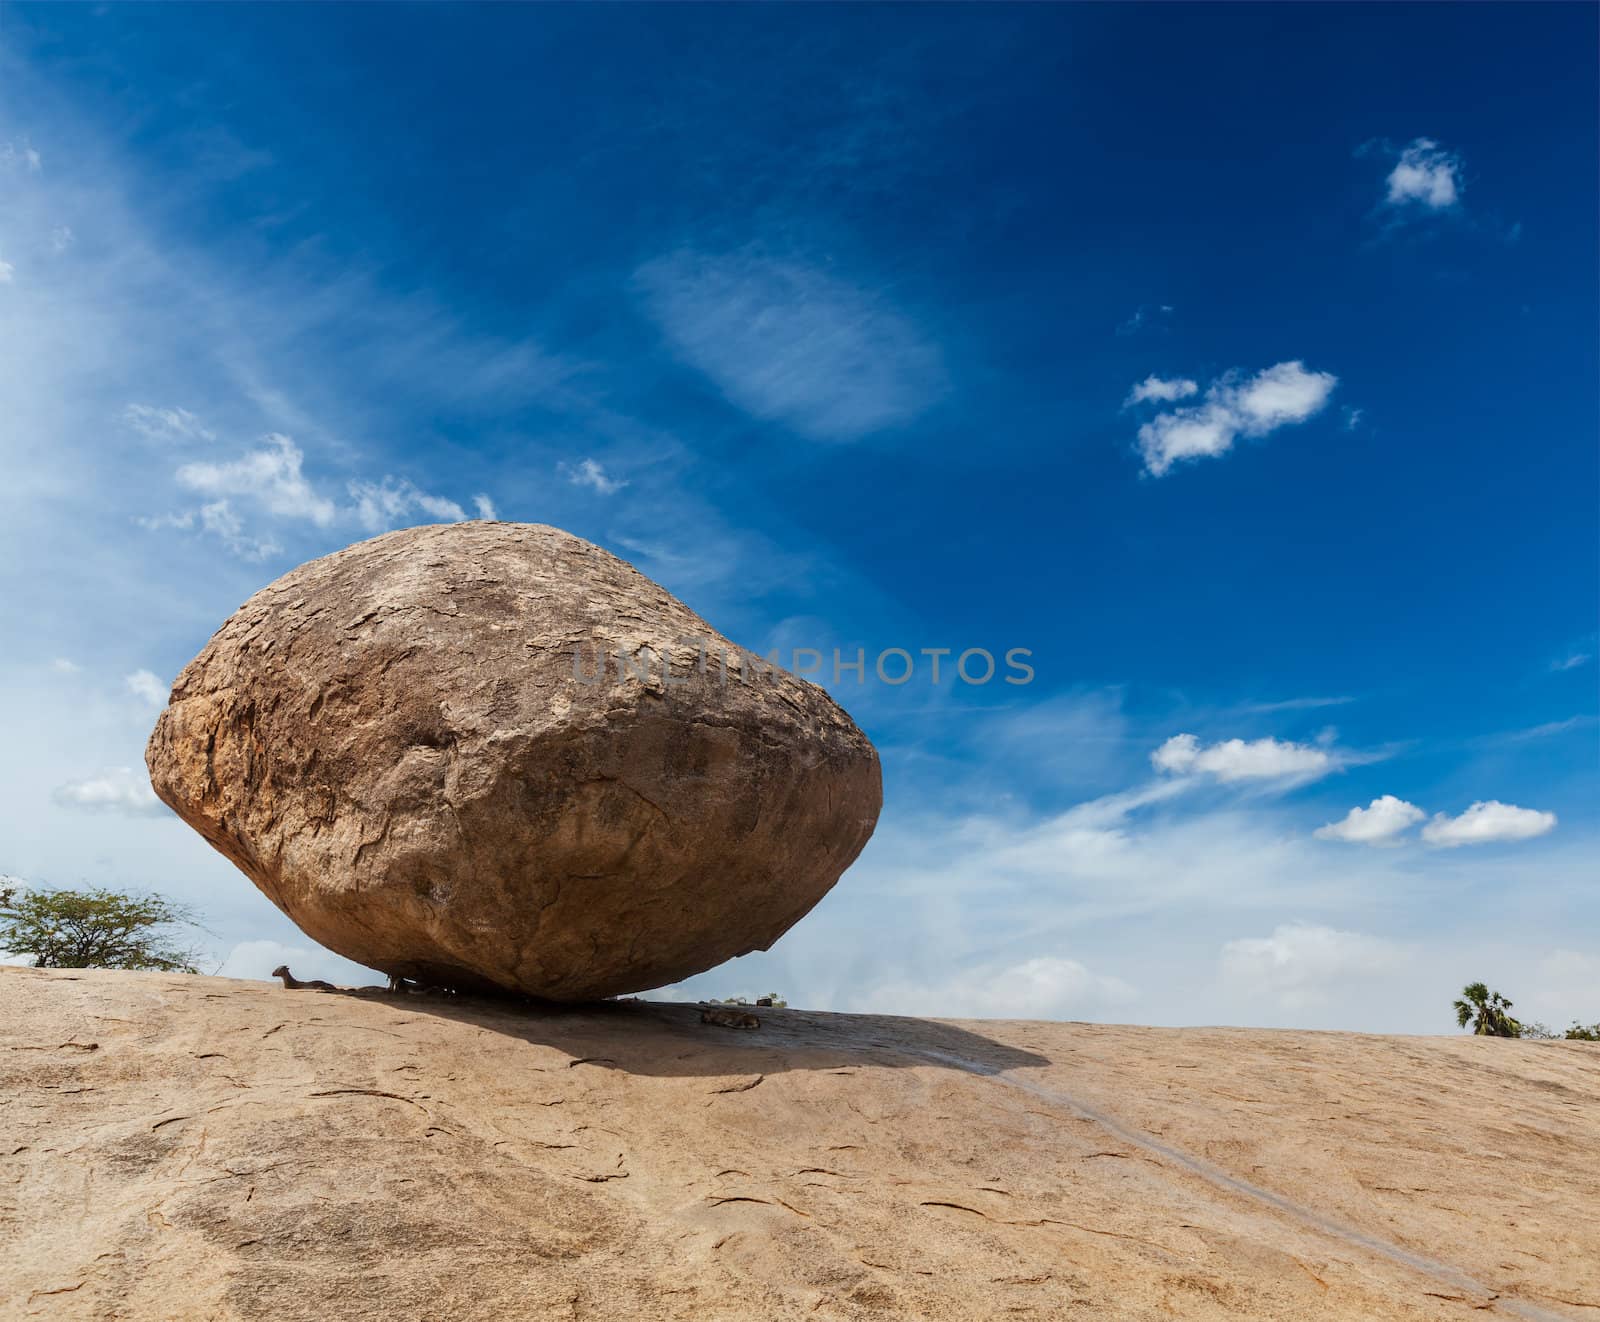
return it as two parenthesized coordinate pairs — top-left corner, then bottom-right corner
(1116, 304), (1174, 336)
(198, 499), (281, 559)
(1551, 652), (1592, 673)
(0, 139), (41, 172)
(1244, 695), (1355, 714)
(348, 476), (466, 531)
(636, 248), (944, 442)
(164, 436), (476, 547)
(609, 527), (811, 598)
(1130, 361), (1338, 477)
(1385, 138), (1462, 211)
(1221, 923), (1409, 1010)
(135, 511), (194, 532)
(138, 502), (280, 558)
(0, 257), (13, 285)
(560, 458), (626, 495)
(124, 403), (216, 443)
(216, 939), (381, 987)
(1150, 733), (1203, 774)
(1314, 795), (1425, 846)
(151, 433), (476, 554)
(867, 955), (1137, 1021)
(1224, 361), (1338, 430)
(124, 669), (167, 708)
(1495, 716), (1594, 744)
(50, 226), (73, 254)
(1422, 800), (1557, 848)
(1152, 732), (1335, 783)
(1124, 375), (1198, 406)
(176, 433), (337, 526)
(52, 767), (167, 817)
(50, 658), (81, 674)
(1135, 404), (1235, 472)
(472, 493), (497, 521)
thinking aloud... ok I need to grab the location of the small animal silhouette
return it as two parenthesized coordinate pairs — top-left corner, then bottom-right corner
(271, 964), (336, 991)
(700, 1005), (760, 1030)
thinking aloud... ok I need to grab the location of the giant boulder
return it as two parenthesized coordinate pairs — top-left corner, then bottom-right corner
(145, 522), (881, 1000)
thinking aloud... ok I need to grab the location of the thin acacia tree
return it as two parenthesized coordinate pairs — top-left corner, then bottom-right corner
(0, 884), (203, 972)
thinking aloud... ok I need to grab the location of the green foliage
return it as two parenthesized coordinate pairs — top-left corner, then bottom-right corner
(1452, 982), (1521, 1038)
(1451, 982), (1600, 1042)
(0, 884), (202, 972)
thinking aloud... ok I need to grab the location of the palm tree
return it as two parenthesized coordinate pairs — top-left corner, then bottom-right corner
(1453, 982), (1522, 1038)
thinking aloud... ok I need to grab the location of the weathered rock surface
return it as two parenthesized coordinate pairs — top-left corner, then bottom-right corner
(7, 968), (1599, 1320)
(145, 522), (880, 1000)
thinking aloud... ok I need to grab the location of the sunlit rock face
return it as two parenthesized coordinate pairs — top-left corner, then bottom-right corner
(146, 522), (881, 1000)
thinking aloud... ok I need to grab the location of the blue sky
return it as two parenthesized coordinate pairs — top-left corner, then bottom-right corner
(1, 4), (1595, 1031)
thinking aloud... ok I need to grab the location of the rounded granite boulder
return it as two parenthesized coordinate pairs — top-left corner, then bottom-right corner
(146, 522), (881, 1000)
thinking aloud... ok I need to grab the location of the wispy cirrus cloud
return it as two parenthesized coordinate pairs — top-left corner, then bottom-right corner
(1, 85), (528, 585)
(1242, 695), (1356, 715)
(1478, 715), (1597, 747)
(123, 403), (215, 444)
(636, 247), (945, 442)
(193, 500), (280, 559)
(1126, 360), (1338, 477)
(137, 501), (282, 559)
(560, 458), (627, 496)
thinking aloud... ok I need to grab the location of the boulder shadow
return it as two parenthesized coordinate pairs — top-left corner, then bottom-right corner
(337, 987), (1051, 1078)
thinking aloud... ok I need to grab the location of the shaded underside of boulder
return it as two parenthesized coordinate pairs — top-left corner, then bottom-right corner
(146, 522), (881, 1000)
